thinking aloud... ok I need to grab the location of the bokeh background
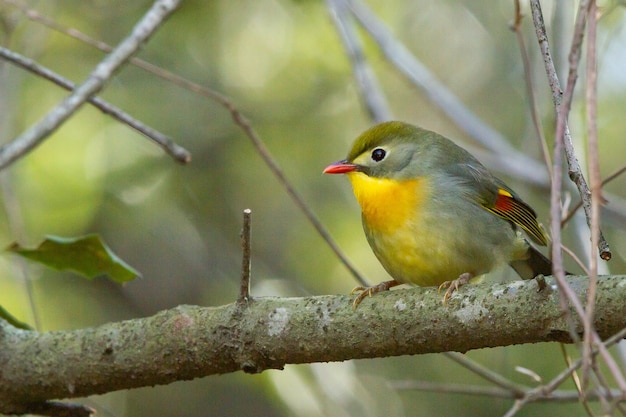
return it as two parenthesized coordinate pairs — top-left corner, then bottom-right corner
(1, 1), (626, 416)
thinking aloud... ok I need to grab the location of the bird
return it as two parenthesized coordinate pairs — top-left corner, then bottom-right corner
(323, 121), (553, 307)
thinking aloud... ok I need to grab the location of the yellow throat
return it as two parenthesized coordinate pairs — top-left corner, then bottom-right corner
(346, 172), (428, 234)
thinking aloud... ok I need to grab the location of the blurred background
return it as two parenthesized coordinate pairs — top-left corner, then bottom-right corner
(1, 0), (626, 416)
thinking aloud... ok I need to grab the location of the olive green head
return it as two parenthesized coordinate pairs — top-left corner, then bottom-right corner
(343, 121), (478, 180)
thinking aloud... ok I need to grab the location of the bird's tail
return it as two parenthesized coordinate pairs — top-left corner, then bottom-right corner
(509, 242), (556, 280)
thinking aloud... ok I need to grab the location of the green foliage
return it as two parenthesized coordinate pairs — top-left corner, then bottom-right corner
(6, 234), (141, 283)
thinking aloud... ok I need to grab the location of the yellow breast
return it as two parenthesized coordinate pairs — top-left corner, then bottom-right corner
(347, 172), (451, 286)
(346, 172), (428, 235)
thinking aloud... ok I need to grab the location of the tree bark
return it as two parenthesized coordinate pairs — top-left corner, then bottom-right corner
(1, 275), (625, 414)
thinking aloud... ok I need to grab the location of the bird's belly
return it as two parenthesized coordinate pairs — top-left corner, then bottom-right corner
(364, 214), (509, 287)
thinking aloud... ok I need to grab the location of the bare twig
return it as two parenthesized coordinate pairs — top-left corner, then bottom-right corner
(391, 380), (523, 398)
(531, 0), (626, 397)
(390, 380), (623, 403)
(530, 0), (610, 262)
(589, 359), (620, 414)
(545, 257), (626, 394)
(582, 0), (600, 393)
(223, 99), (369, 288)
(562, 164), (625, 225)
(530, 0), (586, 340)
(2, 0), (116, 51)
(599, 165), (626, 188)
(238, 209), (252, 304)
(444, 352), (526, 397)
(560, 344), (595, 416)
(503, 325), (626, 417)
(510, 0), (552, 176)
(326, 0), (392, 122)
(0, 46), (190, 164)
(562, 243), (590, 276)
(1, 0), (225, 105)
(0, 0), (182, 171)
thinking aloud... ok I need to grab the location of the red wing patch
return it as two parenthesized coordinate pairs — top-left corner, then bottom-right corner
(485, 189), (548, 246)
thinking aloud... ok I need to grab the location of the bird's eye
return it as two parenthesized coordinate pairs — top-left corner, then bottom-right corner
(371, 148), (386, 162)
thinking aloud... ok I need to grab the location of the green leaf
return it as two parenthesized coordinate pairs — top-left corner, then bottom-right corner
(5, 234), (141, 283)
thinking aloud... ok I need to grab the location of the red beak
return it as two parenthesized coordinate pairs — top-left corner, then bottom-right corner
(323, 160), (358, 174)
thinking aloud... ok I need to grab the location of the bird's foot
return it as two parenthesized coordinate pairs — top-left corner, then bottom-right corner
(534, 274), (547, 291)
(438, 272), (473, 305)
(350, 280), (400, 310)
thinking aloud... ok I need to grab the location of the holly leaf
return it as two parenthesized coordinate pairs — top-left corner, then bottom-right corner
(6, 234), (141, 283)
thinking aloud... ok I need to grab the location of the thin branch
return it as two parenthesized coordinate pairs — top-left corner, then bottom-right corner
(390, 380), (623, 403)
(503, 325), (626, 417)
(531, 0), (610, 262)
(583, 0), (600, 393)
(560, 343), (596, 416)
(0, 46), (191, 163)
(346, 0), (549, 187)
(562, 164), (626, 226)
(547, 326), (626, 394)
(391, 380), (522, 398)
(229, 106), (373, 287)
(560, 0), (626, 394)
(444, 352), (526, 397)
(588, 359), (620, 414)
(238, 209), (252, 304)
(599, 165), (626, 187)
(326, 0), (392, 122)
(531, 0), (563, 105)
(2, 0), (120, 51)
(1, 0), (224, 105)
(531, 0), (626, 397)
(544, 256), (626, 395)
(510, 0), (552, 176)
(562, 243), (590, 276)
(531, 0), (588, 354)
(0, 0), (182, 171)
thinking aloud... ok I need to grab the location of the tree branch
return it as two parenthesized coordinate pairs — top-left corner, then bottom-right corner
(1, 275), (625, 414)
(390, 380), (623, 403)
(326, 0), (392, 122)
(530, 0), (611, 261)
(238, 208), (252, 304)
(0, 46), (191, 163)
(510, 0), (552, 176)
(0, 0), (181, 171)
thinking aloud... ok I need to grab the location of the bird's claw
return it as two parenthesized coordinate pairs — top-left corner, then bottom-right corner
(350, 286), (374, 310)
(350, 280), (399, 310)
(438, 272), (472, 306)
